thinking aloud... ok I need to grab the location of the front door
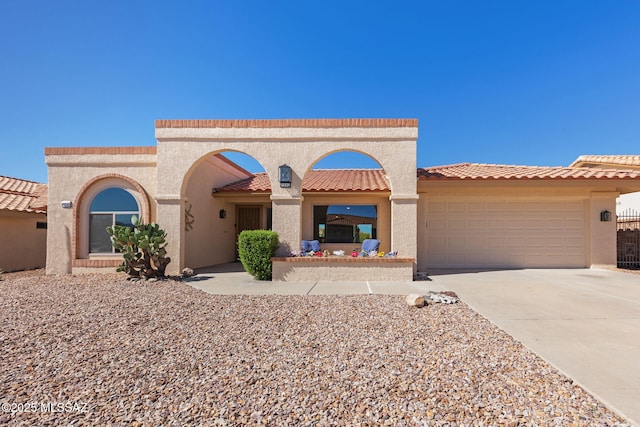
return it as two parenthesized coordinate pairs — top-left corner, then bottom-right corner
(236, 206), (262, 256)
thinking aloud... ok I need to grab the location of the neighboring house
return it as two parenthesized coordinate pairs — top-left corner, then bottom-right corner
(0, 176), (48, 272)
(44, 119), (640, 276)
(570, 155), (640, 215)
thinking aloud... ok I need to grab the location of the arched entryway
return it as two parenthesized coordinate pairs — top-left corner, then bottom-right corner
(181, 151), (271, 269)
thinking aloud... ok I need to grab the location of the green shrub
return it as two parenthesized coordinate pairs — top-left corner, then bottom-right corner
(107, 215), (171, 278)
(238, 230), (279, 280)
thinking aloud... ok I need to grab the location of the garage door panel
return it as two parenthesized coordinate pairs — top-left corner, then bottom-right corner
(447, 201), (465, 212)
(467, 202), (485, 212)
(426, 198), (586, 268)
(467, 219), (486, 230)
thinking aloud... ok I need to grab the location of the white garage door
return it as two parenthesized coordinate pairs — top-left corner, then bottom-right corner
(425, 199), (587, 268)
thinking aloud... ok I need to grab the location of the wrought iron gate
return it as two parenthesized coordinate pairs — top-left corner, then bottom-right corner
(617, 209), (640, 269)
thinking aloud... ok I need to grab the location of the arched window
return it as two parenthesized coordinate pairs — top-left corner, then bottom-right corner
(89, 187), (140, 253)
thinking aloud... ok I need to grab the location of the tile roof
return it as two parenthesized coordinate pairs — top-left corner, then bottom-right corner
(417, 163), (640, 181)
(155, 118), (417, 129)
(569, 155), (640, 168)
(214, 169), (390, 193)
(0, 176), (48, 214)
(303, 169), (390, 192)
(215, 173), (271, 193)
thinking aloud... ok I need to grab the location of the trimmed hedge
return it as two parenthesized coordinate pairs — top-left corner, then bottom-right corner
(238, 230), (279, 280)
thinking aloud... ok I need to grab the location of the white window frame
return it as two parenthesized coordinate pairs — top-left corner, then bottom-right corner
(88, 189), (140, 255)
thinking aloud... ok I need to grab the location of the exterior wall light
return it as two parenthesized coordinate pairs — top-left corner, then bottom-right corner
(600, 210), (612, 222)
(279, 164), (292, 188)
(61, 200), (72, 209)
(219, 209), (226, 219)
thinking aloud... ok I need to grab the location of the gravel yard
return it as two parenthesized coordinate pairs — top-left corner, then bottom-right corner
(0, 271), (629, 426)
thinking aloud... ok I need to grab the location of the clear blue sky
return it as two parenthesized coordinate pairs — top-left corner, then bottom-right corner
(1, 1), (639, 182)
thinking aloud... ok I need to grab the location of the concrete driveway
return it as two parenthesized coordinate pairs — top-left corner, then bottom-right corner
(429, 268), (640, 426)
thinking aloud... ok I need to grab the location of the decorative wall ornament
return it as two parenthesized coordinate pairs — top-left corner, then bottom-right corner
(185, 202), (195, 231)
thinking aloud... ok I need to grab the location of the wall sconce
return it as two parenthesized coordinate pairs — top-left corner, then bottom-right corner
(219, 209), (226, 219)
(61, 200), (72, 209)
(600, 210), (612, 222)
(279, 164), (292, 188)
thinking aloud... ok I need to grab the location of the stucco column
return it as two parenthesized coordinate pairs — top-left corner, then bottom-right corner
(589, 192), (618, 268)
(156, 195), (185, 276)
(46, 207), (73, 274)
(271, 195), (303, 256)
(390, 195), (419, 271)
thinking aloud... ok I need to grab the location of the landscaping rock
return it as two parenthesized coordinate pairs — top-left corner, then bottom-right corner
(181, 267), (196, 278)
(0, 272), (629, 426)
(405, 293), (425, 307)
(425, 291), (460, 304)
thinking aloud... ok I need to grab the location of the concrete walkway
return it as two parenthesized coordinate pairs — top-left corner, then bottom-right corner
(185, 263), (439, 296)
(429, 268), (640, 426)
(185, 264), (640, 425)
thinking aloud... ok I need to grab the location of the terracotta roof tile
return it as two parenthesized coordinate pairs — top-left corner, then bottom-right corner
(215, 174), (271, 193)
(303, 169), (389, 192)
(569, 155), (640, 168)
(155, 118), (417, 129)
(214, 169), (390, 193)
(417, 163), (640, 181)
(0, 176), (48, 214)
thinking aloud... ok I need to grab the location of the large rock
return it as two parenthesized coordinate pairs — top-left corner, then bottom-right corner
(405, 294), (425, 308)
(181, 267), (195, 278)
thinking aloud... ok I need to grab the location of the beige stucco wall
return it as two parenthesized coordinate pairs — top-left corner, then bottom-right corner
(272, 257), (415, 281)
(0, 211), (47, 272)
(589, 192), (617, 268)
(417, 180), (625, 270)
(155, 125), (418, 275)
(45, 149), (157, 274)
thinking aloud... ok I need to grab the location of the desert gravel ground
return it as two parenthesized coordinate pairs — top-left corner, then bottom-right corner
(0, 271), (631, 426)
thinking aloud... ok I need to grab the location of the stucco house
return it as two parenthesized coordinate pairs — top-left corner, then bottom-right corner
(44, 119), (640, 278)
(0, 176), (48, 272)
(570, 155), (640, 214)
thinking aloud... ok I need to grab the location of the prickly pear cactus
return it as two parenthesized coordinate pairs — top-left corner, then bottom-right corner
(107, 215), (171, 278)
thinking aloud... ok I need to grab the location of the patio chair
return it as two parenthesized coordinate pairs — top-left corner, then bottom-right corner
(301, 239), (321, 252)
(361, 239), (380, 253)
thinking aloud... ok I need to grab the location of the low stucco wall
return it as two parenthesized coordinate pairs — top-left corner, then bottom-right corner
(272, 256), (415, 281)
(0, 211), (47, 272)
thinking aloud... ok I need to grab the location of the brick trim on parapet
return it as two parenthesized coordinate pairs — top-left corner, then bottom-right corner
(72, 259), (123, 268)
(71, 173), (152, 268)
(44, 147), (156, 155)
(155, 118), (418, 129)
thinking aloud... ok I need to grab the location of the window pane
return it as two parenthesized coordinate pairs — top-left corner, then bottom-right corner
(90, 214), (113, 253)
(115, 214), (135, 227)
(314, 205), (377, 243)
(90, 188), (139, 212)
(314, 206), (328, 242)
(358, 224), (373, 241)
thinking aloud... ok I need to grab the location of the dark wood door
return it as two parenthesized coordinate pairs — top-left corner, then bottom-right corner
(236, 206), (261, 256)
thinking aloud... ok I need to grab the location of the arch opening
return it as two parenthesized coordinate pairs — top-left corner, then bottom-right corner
(73, 174), (150, 262)
(181, 150), (272, 269)
(300, 150), (391, 254)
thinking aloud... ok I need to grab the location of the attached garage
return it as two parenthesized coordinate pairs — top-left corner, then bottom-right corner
(417, 163), (640, 271)
(424, 197), (586, 268)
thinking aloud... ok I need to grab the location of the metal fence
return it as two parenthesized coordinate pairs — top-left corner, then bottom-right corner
(617, 209), (640, 269)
